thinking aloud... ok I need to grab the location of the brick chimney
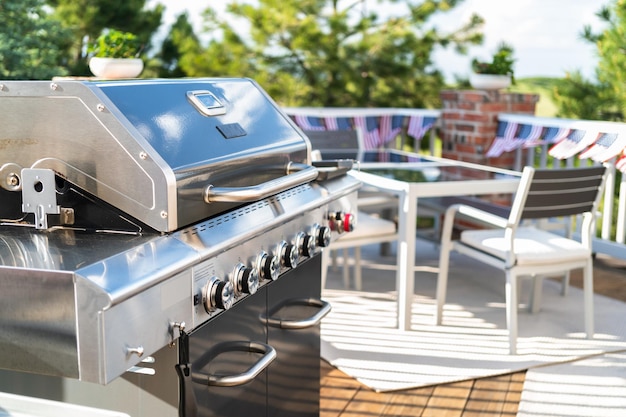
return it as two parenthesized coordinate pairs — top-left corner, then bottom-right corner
(439, 89), (539, 170)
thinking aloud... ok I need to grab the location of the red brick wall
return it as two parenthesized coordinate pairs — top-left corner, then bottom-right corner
(439, 89), (539, 171)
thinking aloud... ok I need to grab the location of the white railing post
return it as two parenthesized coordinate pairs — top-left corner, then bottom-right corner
(617, 172), (626, 244)
(602, 162), (616, 241)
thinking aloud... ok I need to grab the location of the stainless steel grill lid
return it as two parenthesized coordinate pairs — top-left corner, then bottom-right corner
(0, 78), (311, 232)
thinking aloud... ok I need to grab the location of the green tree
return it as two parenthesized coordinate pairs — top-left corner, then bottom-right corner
(156, 12), (201, 78)
(0, 0), (73, 79)
(554, 0), (625, 121)
(552, 71), (619, 121)
(182, 0), (484, 108)
(48, 0), (164, 75)
(583, 0), (626, 120)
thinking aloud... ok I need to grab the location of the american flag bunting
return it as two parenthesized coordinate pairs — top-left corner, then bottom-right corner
(324, 116), (351, 131)
(378, 115), (405, 145)
(533, 126), (570, 146)
(486, 121), (519, 157)
(616, 152), (626, 172)
(578, 132), (626, 161)
(353, 116), (382, 150)
(501, 123), (544, 152)
(407, 115), (436, 142)
(294, 115), (325, 131)
(549, 129), (600, 159)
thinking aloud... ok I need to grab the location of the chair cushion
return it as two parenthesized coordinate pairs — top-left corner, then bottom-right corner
(460, 226), (591, 266)
(337, 211), (396, 242)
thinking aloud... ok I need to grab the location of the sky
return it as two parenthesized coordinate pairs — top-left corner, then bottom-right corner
(149, 0), (605, 82)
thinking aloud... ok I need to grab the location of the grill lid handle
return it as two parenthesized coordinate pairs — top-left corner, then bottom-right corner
(203, 163), (319, 203)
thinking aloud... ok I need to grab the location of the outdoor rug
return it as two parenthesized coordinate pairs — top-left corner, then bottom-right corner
(517, 351), (626, 417)
(320, 242), (626, 393)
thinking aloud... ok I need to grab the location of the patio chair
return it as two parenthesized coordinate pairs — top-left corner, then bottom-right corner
(304, 129), (399, 289)
(434, 165), (608, 355)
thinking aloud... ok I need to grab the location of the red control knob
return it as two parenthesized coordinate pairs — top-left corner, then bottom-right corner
(342, 212), (355, 232)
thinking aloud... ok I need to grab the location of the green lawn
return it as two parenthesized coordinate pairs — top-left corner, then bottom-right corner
(510, 77), (559, 118)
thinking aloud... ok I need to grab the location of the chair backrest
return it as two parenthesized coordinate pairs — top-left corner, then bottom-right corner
(303, 129), (364, 161)
(511, 165), (607, 223)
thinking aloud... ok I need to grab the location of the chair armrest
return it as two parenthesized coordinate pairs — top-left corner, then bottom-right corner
(439, 203), (509, 247)
(451, 204), (509, 229)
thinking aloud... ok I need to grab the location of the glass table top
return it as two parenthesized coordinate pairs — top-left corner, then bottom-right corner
(358, 150), (520, 184)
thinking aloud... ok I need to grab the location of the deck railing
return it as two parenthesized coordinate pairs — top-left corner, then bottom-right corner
(285, 107), (626, 262)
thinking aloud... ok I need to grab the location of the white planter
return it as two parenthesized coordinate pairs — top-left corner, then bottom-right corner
(88, 57), (144, 79)
(469, 73), (511, 90)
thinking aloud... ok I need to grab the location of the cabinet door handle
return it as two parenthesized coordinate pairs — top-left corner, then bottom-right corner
(264, 298), (331, 329)
(192, 341), (276, 387)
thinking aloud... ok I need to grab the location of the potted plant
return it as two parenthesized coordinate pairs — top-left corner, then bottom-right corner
(469, 42), (515, 89)
(87, 29), (144, 79)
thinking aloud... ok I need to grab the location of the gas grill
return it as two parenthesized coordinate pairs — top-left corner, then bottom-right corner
(0, 78), (360, 417)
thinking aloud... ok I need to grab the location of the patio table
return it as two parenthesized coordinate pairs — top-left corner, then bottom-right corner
(349, 151), (522, 330)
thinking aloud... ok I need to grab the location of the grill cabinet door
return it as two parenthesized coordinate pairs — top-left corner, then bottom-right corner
(266, 254), (323, 417)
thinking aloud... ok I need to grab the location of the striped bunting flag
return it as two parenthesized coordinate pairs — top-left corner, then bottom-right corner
(353, 116), (382, 150)
(486, 121), (518, 157)
(578, 132), (626, 161)
(548, 129), (600, 159)
(520, 124), (550, 148)
(324, 116), (351, 131)
(379, 115), (405, 145)
(616, 147), (626, 172)
(616, 152), (626, 172)
(501, 123), (544, 152)
(407, 115), (436, 141)
(294, 115), (325, 131)
(532, 126), (570, 146)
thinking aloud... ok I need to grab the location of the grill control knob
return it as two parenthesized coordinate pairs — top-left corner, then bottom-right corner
(203, 277), (234, 312)
(302, 234), (316, 257)
(233, 263), (259, 295)
(342, 212), (355, 232)
(314, 224), (331, 248)
(328, 211), (355, 233)
(278, 240), (299, 269)
(328, 211), (342, 232)
(295, 232), (307, 256)
(257, 251), (280, 281)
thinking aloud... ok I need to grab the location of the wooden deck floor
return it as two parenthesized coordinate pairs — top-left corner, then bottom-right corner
(319, 254), (626, 417)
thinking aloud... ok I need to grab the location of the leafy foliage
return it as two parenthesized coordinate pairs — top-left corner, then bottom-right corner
(471, 42), (515, 81)
(87, 29), (142, 58)
(178, 0), (484, 108)
(552, 71), (618, 120)
(554, 0), (626, 121)
(0, 0), (73, 79)
(156, 13), (200, 78)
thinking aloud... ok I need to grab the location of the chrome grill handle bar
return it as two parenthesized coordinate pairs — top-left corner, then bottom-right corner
(203, 163), (319, 203)
(191, 341), (277, 387)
